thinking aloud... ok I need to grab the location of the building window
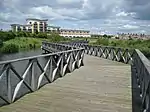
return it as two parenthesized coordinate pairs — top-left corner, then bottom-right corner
(23, 27), (26, 31)
(17, 27), (21, 31)
(40, 22), (43, 26)
(40, 29), (43, 32)
(28, 29), (32, 33)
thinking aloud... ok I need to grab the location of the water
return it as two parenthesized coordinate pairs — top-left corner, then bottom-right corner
(0, 49), (43, 61)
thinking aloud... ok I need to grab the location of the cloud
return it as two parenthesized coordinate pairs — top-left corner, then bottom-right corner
(124, 0), (150, 20)
(56, 0), (82, 4)
(123, 24), (139, 29)
(116, 12), (128, 17)
(0, 0), (150, 34)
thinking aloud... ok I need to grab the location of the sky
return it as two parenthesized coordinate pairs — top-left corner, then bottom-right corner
(0, 0), (150, 34)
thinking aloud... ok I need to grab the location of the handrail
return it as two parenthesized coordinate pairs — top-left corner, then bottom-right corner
(0, 48), (83, 64)
(132, 49), (150, 112)
(66, 41), (134, 64)
(0, 42), (84, 106)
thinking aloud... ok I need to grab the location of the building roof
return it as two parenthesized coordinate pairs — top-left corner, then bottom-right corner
(11, 24), (21, 26)
(26, 18), (48, 21)
(60, 29), (90, 32)
(11, 24), (32, 27)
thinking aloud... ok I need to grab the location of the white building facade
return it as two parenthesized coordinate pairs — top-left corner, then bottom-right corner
(59, 29), (91, 38)
(10, 18), (92, 37)
(26, 18), (48, 33)
(11, 18), (48, 33)
(47, 26), (60, 34)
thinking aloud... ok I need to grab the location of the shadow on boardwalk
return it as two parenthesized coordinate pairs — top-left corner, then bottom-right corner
(0, 55), (131, 112)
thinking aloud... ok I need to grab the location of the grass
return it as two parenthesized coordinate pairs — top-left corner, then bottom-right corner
(71, 37), (150, 57)
(2, 37), (150, 57)
(3, 37), (49, 51)
(0, 36), (69, 53)
(71, 37), (98, 44)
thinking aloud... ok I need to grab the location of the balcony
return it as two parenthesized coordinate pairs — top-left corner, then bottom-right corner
(17, 28), (21, 31)
(39, 29), (43, 32)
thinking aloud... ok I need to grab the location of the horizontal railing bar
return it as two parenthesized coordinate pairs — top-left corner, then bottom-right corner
(67, 41), (134, 50)
(135, 49), (150, 73)
(0, 48), (84, 65)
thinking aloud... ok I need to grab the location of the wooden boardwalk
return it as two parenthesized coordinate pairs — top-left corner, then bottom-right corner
(0, 55), (132, 112)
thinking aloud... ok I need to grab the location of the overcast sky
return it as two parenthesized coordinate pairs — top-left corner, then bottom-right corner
(1, 0), (150, 34)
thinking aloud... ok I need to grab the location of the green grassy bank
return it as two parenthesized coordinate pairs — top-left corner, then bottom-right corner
(94, 38), (150, 57)
(0, 37), (48, 53)
(0, 31), (71, 53)
(72, 37), (150, 57)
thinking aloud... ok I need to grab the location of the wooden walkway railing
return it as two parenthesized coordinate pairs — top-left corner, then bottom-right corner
(0, 43), (84, 106)
(1, 41), (150, 112)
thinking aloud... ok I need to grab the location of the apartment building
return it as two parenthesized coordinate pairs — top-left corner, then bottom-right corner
(11, 24), (32, 32)
(11, 18), (48, 33)
(10, 19), (91, 38)
(26, 18), (48, 33)
(60, 29), (91, 38)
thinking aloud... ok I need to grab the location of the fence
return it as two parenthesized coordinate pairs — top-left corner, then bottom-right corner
(0, 42), (84, 106)
(67, 41), (133, 64)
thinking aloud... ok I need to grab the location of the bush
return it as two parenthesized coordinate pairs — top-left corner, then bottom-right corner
(48, 33), (67, 42)
(36, 33), (47, 38)
(1, 44), (19, 53)
(139, 48), (150, 57)
(0, 31), (15, 41)
(96, 38), (109, 46)
(93, 38), (150, 58)
(0, 40), (3, 47)
(110, 41), (116, 46)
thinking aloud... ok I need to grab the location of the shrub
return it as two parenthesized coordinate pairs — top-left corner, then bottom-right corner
(0, 31), (15, 41)
(16, 31), (27, 37)
(110, 41), (116, 46)
(1, 44), (19, 53)
(36, 33), (47, 38)
(139, 48), (150, 57)
(93, 38), (150, 58)
(48, 33), (67, 42)
(96, 38), (109, 46)
(0, 40), (3, 47)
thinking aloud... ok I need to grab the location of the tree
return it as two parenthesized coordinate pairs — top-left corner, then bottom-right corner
(0, 31), (15, 41)
(103, 34), (108, 38)
(107, 35), (112, 39)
